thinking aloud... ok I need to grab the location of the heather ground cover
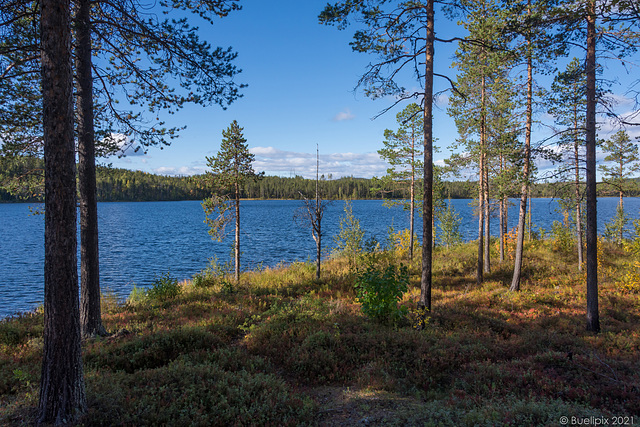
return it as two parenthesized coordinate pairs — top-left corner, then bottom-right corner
(1, 239), (638, 426)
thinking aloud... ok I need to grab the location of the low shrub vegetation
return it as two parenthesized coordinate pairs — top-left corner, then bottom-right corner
(1, 237), (639, 425)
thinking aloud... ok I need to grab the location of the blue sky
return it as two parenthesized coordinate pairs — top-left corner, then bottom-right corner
(106, 0), (461, 178)
(106, 0), (640, 180)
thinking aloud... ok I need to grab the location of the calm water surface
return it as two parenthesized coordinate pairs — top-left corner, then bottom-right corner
(1, 198), (639, 319)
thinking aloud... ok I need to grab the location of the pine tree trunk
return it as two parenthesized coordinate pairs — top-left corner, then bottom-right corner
(499, 196), (505, 262)
(419, 0), (434, 314)
(483, 165), (491, 274)
(585, 0), (599, 332)
(235, 181), (240, 283)
(574, 109), (584, 271)
(410, 160), (415, 260)
(481, 76), (490, 274)
(76, 0), (106, 338)
(619, 188), (624, 245)
(39, 0), (87, 421)
(509, 33), (533, 293)
(499, 153), (505, 263)
(477, 151), (484, 285)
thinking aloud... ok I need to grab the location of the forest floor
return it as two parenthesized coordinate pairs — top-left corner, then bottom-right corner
(1, 239), (639, 426)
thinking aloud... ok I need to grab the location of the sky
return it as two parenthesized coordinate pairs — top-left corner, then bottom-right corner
(106, 0), (640, 180)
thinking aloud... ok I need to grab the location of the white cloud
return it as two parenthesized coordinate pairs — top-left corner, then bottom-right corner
(602, 93), (634, 108)
(249, 146), (387, 179)
(105, 133), (147, 158)
(153, 165), (207, 176)
(332, 109), (355, 122)
(435, 93), (450, 108)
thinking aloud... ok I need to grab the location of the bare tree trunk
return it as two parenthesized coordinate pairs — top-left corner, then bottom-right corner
(410, 148), (415, 260)
(573, 100), (584, 271)
(575, 137), (584, 270)
(585, 0), (599, 333)
(483, 164), (491, 273)
(315, 148), (322, 280)
(481, 72), (490, 274)
(235, 181), (240, 282)
(76, 0), (106, 338)
(419, 0), (434, 314)
(39, 0), (87, 421)
(527, 187), (532, 241)
(509, 34), (533, 293)
(619, 179), (624, 245)
(477, 150), (484, 285)
(499, 154), (505, 262)
(315, 233), (321, 280)
(500, 196), (505, 262)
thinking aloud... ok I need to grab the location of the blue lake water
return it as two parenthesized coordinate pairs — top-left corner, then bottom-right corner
(1, 197), (639, 319)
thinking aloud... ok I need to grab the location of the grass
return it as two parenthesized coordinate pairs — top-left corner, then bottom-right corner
(1, 239), (639, 426)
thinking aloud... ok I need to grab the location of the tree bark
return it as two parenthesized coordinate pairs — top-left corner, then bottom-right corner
(235, 180), (240, 282)
(410, 144), (415, 260)
(76, 0), (106, 338)
(419, 0), (434, 314)
(477, 149), (484, 285)
(483, 161), (490, 273)
(315, 232), (321, 280)
(315, 149), (322, 280)
(509, 34), (533, 293)
(585, 0), (600, 333)
(39, 0), (87, 421)
(499, 154), (505, 263)
(573, 100), (584, 271)
(481, 76), (490, 274)
(575, 136), (584, 271)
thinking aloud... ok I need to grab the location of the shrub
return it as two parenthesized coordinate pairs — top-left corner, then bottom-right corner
(147, 272), (181, 302)
(333, 200), (365, 265)
(388, 228), (419, 259)
(437, 200), (462, 248)
(355, 263), (409, 324)
(192, 256), (232, 289)
(126, 284), (147, 305)
(550, 220), (574, 253)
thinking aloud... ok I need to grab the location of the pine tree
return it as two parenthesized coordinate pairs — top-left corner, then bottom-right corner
(377, 103), (424, 260)
(548, 58), (588, 269)
(320, 0), (438, 314)
(448, 0), (515, 281)
(202, 120), (262, 282)
(38, 0), (87, 420)
(599, 130), (640, 244)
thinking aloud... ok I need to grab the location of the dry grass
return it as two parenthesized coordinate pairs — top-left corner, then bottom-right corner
(1, 239), (638, 425)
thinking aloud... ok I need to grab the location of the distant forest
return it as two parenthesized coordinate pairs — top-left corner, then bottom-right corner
(1, 157), (638, 203)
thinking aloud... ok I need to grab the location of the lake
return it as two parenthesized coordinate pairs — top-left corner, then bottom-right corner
(1, 197), (639, 319)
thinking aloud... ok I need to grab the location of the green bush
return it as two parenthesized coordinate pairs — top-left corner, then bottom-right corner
(85, 328), (223, 373)
(147, 272), (181, 302)
(550, 220), (574, 253)
(355, 263), (409, 324)
(192, 256), (232, 289)
(126, 284), (147, 305)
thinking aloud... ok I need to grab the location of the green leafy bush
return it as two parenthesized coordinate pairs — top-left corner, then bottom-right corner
(147, 272), (181, 302)
(355, 263), (409, 324)
(550, 220), (574, 253)
(192, 256), (233, 288)
(126, 285), (147, 305)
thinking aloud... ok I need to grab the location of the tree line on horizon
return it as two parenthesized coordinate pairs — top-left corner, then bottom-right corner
(3, 157), (639, 204)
